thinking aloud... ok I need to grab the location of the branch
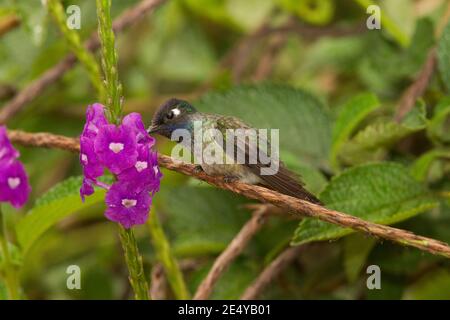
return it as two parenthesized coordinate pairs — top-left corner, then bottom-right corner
(252, 33), (288, 81)
(7, 129), (450, 259)
(193, 206), (269, 300)
(241, 246), (304, 300)
(394, 1), (450, 122)
(0, 0), (165, 124)
(150, 263), (168, 300)
(394, 48), (437, 122)
(148, 212), (190, 299)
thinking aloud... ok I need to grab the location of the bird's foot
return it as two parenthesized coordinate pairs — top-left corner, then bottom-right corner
(223, 175), (239, 183)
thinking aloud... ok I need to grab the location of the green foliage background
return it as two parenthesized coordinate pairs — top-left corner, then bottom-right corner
(0, 0), (450, 300)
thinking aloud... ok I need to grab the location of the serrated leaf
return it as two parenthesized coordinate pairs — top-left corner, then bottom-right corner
(339, 103), (427, 165)
(438, 22), (450, 93)
(292, 162), (438, 245)
(156, 186), (249, 256)
(196, 84), (332, 168)
(343, 234), (376, 283)
(330, 93), (380, 168)
(16, 176), (106, 254)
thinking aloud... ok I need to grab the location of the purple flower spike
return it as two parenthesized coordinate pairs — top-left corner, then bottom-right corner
(0, 126), (19, 162)
(94, 124), (138, 174)
(0, 160), (31, 208)
(122, 112), (155, 146)
(118, 144), (162, 193)
(78, 103), (161, 227)
(80, 136), (103, 179)
(105, 182), (151, 228)
(80, 178), (95, 202)
(82, 103), (108, 139)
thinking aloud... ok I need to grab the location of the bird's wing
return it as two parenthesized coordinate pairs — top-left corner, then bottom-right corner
(216, 116), (322, 204)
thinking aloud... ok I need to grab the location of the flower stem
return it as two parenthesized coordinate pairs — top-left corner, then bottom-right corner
(148, 211), (190, 299)
(118, 226), (150, 300)
(354, 0), (410, 48)
(46, 0), (105, 100)
(0, 207), (20, 300)
(96, 0), (149, 300)
(96, 0), (123, 124)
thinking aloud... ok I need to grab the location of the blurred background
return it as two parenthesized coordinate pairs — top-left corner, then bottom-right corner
(0, 0), (450, 299)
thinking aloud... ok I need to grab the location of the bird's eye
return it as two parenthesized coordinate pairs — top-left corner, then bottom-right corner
(166, 111), (174, 120)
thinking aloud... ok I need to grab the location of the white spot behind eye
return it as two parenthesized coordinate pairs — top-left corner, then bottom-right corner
(171, 108), (181, 116)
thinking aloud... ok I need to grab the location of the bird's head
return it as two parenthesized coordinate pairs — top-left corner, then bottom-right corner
(147, 98), (197, 139)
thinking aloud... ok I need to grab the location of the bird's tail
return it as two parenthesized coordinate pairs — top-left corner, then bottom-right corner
(257, 166), (323, 205)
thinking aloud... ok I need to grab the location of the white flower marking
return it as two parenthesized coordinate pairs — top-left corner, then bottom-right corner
(122, 199), (137, 208)
(8, 177), (21, 190)
(109, 142), (124, 154)
(135, 161), (148, 172)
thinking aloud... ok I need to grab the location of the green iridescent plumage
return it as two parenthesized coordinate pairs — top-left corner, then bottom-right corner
(149, 98), (321, 204)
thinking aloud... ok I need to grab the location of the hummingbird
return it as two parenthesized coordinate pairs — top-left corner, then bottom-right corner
(147, 98), (321, 205)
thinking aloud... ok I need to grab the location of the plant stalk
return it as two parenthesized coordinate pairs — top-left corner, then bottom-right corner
(118, 226), (150, 300)
(148, 211), (190, 299)
(96, 0), (150, 299)
(96, 0), (123, 124)
(0, 207), (20, 300)
(46, 0), (105, 100)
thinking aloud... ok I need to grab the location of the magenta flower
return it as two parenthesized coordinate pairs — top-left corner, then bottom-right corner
(0, 153), (31, 209)
(0, 126), (19, 162)
(82, 103), (108, 139)
(118, 144), (161, 193)
(80, 136), (103, 179)
(80, 178), (95, 202)
(105, 181), (151, 228)
(94, 124), (138, 174)
(79, 103), (162, 228)
(123, 112), (155, 145)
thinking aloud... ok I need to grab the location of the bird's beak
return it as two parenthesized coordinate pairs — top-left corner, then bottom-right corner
(147, 125), (160, 134)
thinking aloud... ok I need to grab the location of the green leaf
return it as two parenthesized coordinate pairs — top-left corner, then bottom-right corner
(16, 176), (106, 254)
(404, 269), (450, 300)
(343, 234), (376, 283)
(427, 97), (450, 144)
(339, 102), (427, 165)
(196, 84), (332, 168)
(330, 93), (380, 168)
(358, 18), (433, 96)
(292, 162), (438, 245)
(278, 0), (334, 26)
(155, 186), (249, 256)
(410, 149), (450, 182)
(438, 22), (450, 93)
